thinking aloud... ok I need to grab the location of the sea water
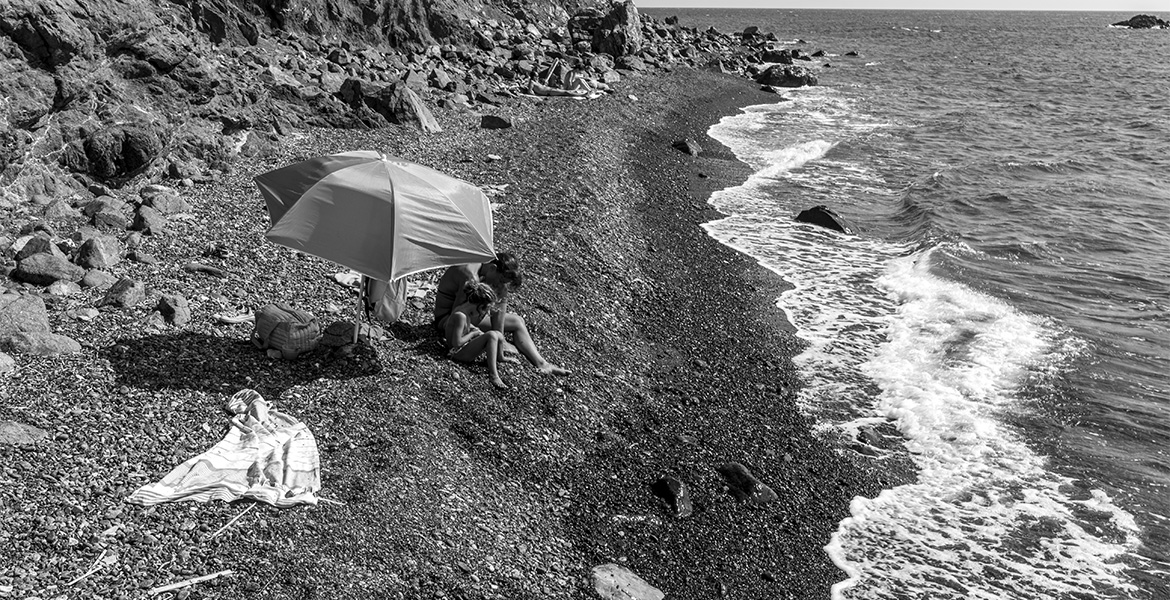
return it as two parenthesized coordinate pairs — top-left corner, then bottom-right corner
(642, 8), (1170, 599)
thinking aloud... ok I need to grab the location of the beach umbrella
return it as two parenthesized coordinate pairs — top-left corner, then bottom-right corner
(254, 151), (497, 340)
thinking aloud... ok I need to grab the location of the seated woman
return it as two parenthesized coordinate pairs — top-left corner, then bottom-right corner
(445, 281), (509, 390)
(434, 252), (569, 376)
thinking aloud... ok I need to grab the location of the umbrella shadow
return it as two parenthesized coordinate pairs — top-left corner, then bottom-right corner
(102, 331), (381, 398)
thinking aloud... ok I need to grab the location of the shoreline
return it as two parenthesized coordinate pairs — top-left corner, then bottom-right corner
(0, 66), (908, 598)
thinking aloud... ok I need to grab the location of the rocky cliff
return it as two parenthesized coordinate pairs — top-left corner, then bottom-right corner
(0, 0), (610, 202)
(0, 0), (806, 221)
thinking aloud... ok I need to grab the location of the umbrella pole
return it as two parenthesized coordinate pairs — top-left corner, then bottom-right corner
(353, 278), (363, 344)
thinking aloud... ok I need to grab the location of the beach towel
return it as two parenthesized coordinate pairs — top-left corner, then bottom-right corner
(126, 389), (321, 507)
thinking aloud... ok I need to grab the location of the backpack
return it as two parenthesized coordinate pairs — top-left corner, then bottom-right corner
(251, 303), (321, 359)
(362, 277), (407, 325)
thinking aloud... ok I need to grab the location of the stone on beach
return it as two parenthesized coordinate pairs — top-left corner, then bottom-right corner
(592, 563), (665, 600)
(0, 292), (82, 355)
(100, 277), (146, 308)
(156, 293), (192, 326)
(0, 421), (49, 445)
(481, 114), (514, 129)
(717, 462), (779, 504)
(651, 476), (694, 517)
(672, 138), (703, 156)
(13, 253), (85, 286)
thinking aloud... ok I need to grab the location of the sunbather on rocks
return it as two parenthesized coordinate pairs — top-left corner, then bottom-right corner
(444, 282), (508, 390)
(434, 252), (570, 376)
(527, 60), (611, 98)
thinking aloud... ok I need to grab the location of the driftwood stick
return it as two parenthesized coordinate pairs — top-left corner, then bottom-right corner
(207, 503), (257, 540)
(148, 570), (234, 596)
(317, 496), (345, 506)
(66, 550), (109, 586)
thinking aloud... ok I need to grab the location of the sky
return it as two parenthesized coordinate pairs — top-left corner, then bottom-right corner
(634, 0), (1169, 12)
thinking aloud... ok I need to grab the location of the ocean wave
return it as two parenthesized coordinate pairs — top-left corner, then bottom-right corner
(828, 250), (1144, 600)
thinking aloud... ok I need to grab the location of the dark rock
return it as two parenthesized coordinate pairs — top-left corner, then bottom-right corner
(760, 48), (792, 64)
(716, 462), (778, 504)
(672, 139), (702, 156)
(0, 0), (97, 68)
(812, 49), (826, 57)
(569, 2), (644, 59)
(13, 253), (85, 286)
(651, 476), (694, 518)
(156, 293), (191, 326)
(755, 64), (817, 87)
(83, 125), (163, 180)
(844, 50), (860, 57)
(1112, 15), (1169, 28)
(101, 277), (146, 308)
(340, 79), (442, 133)
(480, 114), (513, 129)
(794, 204), (855, 234)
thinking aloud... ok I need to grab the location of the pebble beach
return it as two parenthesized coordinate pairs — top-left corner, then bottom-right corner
(0, 65), (909, 599)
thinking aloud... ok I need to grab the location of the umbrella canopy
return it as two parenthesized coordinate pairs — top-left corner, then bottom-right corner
(254, 151), (496, 282)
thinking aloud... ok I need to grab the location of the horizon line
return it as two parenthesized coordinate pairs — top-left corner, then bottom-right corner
(635, 5), (1167, 13)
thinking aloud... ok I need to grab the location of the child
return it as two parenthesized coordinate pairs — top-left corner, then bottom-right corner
(445, 281), (508, 390)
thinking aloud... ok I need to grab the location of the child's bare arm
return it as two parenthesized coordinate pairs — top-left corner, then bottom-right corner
(446, 313), (477, 348)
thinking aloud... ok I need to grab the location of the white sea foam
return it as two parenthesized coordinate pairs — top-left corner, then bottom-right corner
(705, 88), (1145, 599)
(828, 252), (1142, 599)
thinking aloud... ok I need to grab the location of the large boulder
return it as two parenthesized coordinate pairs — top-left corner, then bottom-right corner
(569, 1), (644, 59)
(0, 292), (81, 355)
(83, 124), (164, 180)
(339, 78), (442, 133)
(75, 234), (124, 269)
(12, 252), (85, 285)
(756, 64), (817, 87)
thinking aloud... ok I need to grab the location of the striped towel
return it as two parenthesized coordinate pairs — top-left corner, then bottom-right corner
(127, 390), (320, 507)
